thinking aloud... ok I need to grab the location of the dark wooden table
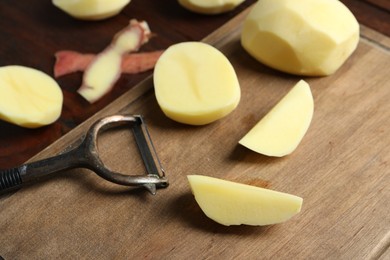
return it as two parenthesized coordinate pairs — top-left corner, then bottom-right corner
(0, 0), (389, 169)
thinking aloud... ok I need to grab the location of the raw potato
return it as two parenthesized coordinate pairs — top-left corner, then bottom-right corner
(0, 66), (63, 128)
(239, 80), (313, 157)
(178, 0), (245, 14)
(153, 42), (240, 125)
(52, 0), (130, 20)
(188, 175), (303, 226)
(241, 0), (359, 76)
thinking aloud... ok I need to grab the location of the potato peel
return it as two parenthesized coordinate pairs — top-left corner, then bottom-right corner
(54, 50), (164, 78)
(77, 19), (152, 103)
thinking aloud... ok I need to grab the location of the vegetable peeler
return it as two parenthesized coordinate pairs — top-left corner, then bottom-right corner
(0, 114), (168, 195)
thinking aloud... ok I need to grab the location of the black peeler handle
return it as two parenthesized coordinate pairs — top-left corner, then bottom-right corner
(0, 146), (86, 194)
(0, 167), (23, 193)
(0, 115), (168, 196)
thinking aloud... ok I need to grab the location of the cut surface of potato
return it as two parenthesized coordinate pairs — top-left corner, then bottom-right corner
(153, 42), (240, 125)
(178, 0), (245, 14)
(0, 66), (63, 128)
(241, 0), (359, 76)
(239, 80), (313, 157)
(52, 0), (130, 20)
(188, 175), (303, 226)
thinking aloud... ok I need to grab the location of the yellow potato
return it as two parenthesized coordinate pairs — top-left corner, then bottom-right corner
(0, 66), (63, 128)
(188, 175), (303, 226)
(153, 42), (240, 125)
(241, 0), (359, 76)
(178, 0), (245, 14)
(52, 0), (131, 20)
(239, 80), (313, 157)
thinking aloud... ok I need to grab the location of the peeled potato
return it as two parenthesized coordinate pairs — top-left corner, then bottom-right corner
(188, 175), (303, 226)
(239, 80), (313, 157)
(52, 0), (131, 20)
(241, 0), (359, 76)
(178, 0), (245, 14)
(153, 42), (240, 125)
(0, 66), (63, 128)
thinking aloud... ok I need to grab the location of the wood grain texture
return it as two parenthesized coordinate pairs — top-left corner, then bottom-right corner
(1, 7), (389, 259)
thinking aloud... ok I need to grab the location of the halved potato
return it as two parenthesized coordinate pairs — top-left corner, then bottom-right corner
(153, 42), (240, 125)
(0, 66), (63, 128)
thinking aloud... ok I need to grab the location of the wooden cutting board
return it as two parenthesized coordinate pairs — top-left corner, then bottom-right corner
(1, 8), (389, 259)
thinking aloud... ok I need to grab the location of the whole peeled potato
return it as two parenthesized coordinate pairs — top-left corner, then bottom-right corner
(52, 0), (131, 20)
(241, 0), (359, 76)
(178, 0), (246, 14)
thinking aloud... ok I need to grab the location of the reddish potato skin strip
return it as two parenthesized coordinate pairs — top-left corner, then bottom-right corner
(54, 50), (164, 78)
(121, 50), (163, 74)
(54, 51), (93, 77)
(78, 19), (152, 103)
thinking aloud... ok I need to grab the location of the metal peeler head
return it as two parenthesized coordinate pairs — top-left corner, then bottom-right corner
(85, 114), (169, 194)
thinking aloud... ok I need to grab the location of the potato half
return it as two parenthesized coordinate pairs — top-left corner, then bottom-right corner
(0, 66), (63, 128)
(153, 42), (240, 125)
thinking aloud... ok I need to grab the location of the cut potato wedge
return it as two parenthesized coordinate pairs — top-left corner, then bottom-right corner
(178, 0), (245, 14)
(0, 66), (63, 128)
(188, 175), (303, 226)
(239, 80), (313, 157)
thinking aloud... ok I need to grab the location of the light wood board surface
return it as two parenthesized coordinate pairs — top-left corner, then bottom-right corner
(1, 7), (389, 259)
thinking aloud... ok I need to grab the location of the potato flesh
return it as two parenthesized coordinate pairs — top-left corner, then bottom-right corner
(241, 0), (359, 76)
(178, 0), (245, 14)
(0, 66), (63, 128)
(188, 175), (303, 226)
(52, 0), (130, 20)
(239, 80), (313, 157)
(153, 42), (240, 125)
